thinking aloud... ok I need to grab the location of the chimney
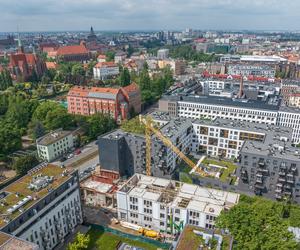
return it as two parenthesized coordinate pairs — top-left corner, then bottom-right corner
(238, 75), (244, 98)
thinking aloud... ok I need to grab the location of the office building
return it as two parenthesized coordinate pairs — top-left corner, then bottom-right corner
(116, 174), (239, 233)
(36, 129), (74, 162)
(0, 163), (83, 250)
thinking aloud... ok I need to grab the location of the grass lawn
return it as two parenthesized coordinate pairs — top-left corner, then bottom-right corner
(87, 228), (163, 250)
(179, 172), (193, 184)
(202, 158), (237, 183)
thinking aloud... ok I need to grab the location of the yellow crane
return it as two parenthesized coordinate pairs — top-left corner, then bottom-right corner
(140, 115), (208, 177)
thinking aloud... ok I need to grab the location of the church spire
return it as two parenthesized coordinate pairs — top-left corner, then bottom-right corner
(17, 32), (24, 53)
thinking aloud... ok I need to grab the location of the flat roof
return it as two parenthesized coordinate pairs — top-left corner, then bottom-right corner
(120, 174), (239, 216)
(0, 232), (38, 250)
(81, 179), (113, 194)
(0, 164), (71, 228)
(36, 129), (72, 146)
(161, 95), (281, 111)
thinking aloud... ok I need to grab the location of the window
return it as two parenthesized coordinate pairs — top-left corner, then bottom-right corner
(160, 222), (165, 226)
(160, 213), (165, 218)
(120, 213), (126, 219)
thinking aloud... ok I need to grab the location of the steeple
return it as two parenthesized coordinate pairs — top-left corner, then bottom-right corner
(90, 26), (95, 35)
(17, 32), (24, 54)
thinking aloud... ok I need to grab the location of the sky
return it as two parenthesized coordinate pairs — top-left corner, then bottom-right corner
(0, 0), (299, 32)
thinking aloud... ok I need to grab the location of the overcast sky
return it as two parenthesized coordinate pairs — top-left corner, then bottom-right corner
(0, 0), (299, 32)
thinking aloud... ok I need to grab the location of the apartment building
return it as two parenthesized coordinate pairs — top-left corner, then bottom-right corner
(287, 93), (300, 108)
(93, 62), (119, 80)
(116, 174), (239, 234)
(0, 163), (83, 250)
(239, 126), (300, 202)
(98, 116), (193, 178)
(227, 64), (276, 78)
(159, 95), (300, 144)
(36, 129), (74, 162)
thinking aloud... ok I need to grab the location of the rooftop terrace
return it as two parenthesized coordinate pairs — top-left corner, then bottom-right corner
(0, 163), (71, 228)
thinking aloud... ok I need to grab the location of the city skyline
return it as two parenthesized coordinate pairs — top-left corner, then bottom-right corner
(0, 0), (299, 32)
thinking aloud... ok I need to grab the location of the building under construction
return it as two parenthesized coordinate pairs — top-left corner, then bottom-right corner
(116, 174), (239, 234)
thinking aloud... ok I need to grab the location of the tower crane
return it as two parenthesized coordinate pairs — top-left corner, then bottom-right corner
(140, 115), (208, 177)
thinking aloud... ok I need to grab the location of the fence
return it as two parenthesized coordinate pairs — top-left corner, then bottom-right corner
(88, 223), (171, 249)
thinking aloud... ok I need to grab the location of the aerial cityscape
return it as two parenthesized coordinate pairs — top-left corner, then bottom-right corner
(1, 1), (300, 249)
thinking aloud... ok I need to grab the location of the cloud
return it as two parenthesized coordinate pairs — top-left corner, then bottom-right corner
(0, 0), (299, 31)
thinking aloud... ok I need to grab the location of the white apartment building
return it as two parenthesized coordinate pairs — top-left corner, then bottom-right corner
(159, 95), (300, 144)
(117, 174), (239, 234)
(37, 129), (74, 162)
(227, 64), (276, 78)
(0, 164), (83, 250)
(93, 62), (119, 80)
(151, 112), (280, 160)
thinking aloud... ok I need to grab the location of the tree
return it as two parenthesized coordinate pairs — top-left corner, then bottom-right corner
(71, 64), (85, 77)
(12, 154), (39, 175)
(28, 120), (45, 139)
(217, 195), (299, 250)
(32, 101), (75, 130)
(119, 67), (131, 87)
(67, 233), (90, 250)
(0, 70), (13, 91)
(0, 122), (22, 158)
(84, 114), (117, 140)
(105, 51), (115, 62)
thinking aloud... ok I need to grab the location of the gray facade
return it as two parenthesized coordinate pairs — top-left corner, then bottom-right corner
(98, 130), (173, 178)
(238, 127), (300, 202)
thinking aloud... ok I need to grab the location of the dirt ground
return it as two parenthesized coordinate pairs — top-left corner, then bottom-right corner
(83, 206), (141, 236)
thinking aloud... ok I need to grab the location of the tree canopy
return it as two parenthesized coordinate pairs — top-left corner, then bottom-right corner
(217, 195), (300, 250)
(67, 232), (90, 250)
(12, 154), (39, 175)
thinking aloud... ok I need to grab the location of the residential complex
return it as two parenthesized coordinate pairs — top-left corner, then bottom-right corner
(0, 163), (83, 250)
(159, 94), (300, 144)
(67, 83), (141, 122)
(116, 174), (239, 233)
(36, 129), (74, 162)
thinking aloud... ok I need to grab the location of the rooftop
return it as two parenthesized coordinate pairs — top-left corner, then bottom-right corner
(36, 128), (72, 146)
(119, 174), (239, 216)
(0, 232), (38, 250)
(161, 94), (282, 111)
(0, 163), (71, 228)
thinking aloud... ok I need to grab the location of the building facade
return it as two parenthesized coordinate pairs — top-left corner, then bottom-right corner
(117, 174), (239, 233)
(159, 95), (300, 144)
(0, 164), (83, 250)
(36, 129), (74, 162)
(67, 86), (131, 122)
(227, 64), (276, 78)
(93, 62), (119, 80)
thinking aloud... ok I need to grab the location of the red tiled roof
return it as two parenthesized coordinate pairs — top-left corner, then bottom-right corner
(90, 87), (120, 94)
(9, 53), (27, 67)
(68, 86), (89, 97)
(122, 83), (139, 93)
(25, 54), (37, 65)
(46, 62), (57, 69)
(97, 54), (106, 59)
(57, 45), (89, 56)
(94, 62), (117, 68)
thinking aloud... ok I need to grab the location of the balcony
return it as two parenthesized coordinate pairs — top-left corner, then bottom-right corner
(275, 193), (282, 199)
(255, 184), (264, 189)
(279, 171), (286, 176)
(278, 177), (286, 183)
(275, 188), (282, 193)
(286, 178), (294, 184)
(276, 183), (283, 187)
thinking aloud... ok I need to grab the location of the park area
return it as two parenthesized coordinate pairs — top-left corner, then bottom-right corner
(86, 226), (169, 250)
